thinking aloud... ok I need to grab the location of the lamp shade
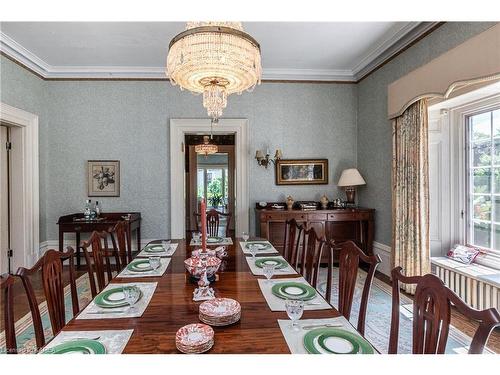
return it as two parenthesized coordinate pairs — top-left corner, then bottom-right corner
(337, 168), (366, 187)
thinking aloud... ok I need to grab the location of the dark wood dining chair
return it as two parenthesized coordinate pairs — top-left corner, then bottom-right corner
(1, 273), (17, 354)
(389, 266), (500, 354)
(16, 248), (79, 350)
(326, 240), (381, 335)
(298, 227), (325, 290)
(194, 209), (232, 237)
(81, 230), (121, 297)
(283, 218), (304, 268)
(109, 220), (132, 266)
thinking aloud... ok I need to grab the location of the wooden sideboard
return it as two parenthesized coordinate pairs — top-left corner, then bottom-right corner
(257, 207), (375, 256)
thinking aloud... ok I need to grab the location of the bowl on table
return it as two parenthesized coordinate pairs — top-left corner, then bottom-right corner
(184, 255), (222, 283)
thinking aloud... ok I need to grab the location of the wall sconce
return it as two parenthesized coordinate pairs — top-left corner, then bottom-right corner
(255, 148), (282, 169)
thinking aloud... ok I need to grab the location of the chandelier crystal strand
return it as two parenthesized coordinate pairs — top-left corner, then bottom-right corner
(167, 22), (261, 120)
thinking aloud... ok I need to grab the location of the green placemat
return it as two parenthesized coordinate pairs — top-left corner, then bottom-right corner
(271, 281), (316, 301)
(127, 259), (153, 272)
(303, 328), (374, 354)
(42, 339), (106, 354)
(254, 257), (288, 269)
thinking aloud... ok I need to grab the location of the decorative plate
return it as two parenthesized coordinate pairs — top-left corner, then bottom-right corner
(207, 236), (224, 243)
(94, 286), (142, 308)
(199, 298), (241, 317)
(127, 259), (153, 272)
(271, 282), (317, 301)
(175, 323), (214, 347)
(254, 257), (287, 269)
(144, 245), (166, 253)
(303, 328), (374, 354)
(245, 242), (271, 250)
(42, 339), (106, 354)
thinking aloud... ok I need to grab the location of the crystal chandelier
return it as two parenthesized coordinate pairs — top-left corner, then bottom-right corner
(166, 22), (262, 121)
(195, 136), (218, 157)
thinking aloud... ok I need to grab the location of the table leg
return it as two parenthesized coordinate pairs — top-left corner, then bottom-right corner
(367, 219), (374, 257)
(76, 232), (81, 268)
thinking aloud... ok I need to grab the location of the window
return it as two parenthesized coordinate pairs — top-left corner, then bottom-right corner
(467, 108), (500, 254)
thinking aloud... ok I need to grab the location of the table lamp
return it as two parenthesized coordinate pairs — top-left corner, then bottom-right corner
(337, 168), (366, 205)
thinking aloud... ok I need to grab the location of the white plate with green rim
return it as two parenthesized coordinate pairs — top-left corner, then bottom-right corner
(254, 257), (288, 269)
(144, 245), (167, 253)
(94, 286), (142, 308)
(303, 328), (374, 354)
(245, 242), (272, 250)
(207, 236), (224, 243)
(42, 339), (106, 354)
(271, 281), (316, 301)
(126, 259), (154, 272)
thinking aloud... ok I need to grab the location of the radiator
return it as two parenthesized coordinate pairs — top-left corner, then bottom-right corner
(434, 264), (500, 311)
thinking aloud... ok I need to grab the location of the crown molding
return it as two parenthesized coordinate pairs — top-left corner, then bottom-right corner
(353, 22), (442, 81)
(1, 23), (441, 82)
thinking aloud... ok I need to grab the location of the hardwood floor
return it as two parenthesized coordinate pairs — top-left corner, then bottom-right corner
(2, 267), (498, 353)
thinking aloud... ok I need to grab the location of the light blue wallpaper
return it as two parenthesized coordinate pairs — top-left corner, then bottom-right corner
(356, 22), (498, 246)
(1, 55), (358, 241)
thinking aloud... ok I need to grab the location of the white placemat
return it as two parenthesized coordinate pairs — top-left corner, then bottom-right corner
(117, 257), (171, 278)
(278, 317), (375, 354)
(245, 255), (297, 276)
(41, 329), (134, 354)
(257, 277), (331, 311)
(240, 241), (279, 255)
(136, 243), (179, 258)
(77, 282), (157, 319)
(190, 237), (233, 246)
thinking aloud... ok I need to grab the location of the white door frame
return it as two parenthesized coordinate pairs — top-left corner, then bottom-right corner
(0, 102), (39, 267)
(170, 119), (249, 239)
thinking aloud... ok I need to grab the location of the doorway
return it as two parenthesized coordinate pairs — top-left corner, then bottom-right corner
(0, 103), (39, 271)
(185, 134), (235, 236)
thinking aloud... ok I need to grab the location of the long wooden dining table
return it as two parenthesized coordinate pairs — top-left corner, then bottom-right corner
(61, 238), (371, 354)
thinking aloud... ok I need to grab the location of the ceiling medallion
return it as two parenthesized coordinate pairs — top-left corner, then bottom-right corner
(166, 22), (262, 121)
(195, 135), (218, 157)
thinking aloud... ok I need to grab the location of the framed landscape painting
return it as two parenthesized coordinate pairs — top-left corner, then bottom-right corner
(275, 159), (328, 185)
(87, 160), (120, 197)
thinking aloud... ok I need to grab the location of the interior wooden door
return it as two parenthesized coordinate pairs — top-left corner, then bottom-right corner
(0, 125), (9, 274)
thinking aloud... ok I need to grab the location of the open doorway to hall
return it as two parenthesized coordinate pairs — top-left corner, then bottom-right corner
(184, 133), (236, 238)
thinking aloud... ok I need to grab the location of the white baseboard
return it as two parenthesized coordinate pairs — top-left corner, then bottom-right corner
(373, 241), (392, 277)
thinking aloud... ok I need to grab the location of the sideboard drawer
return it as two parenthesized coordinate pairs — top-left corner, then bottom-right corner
(306, 213), (327, 221)
(261, 212), (286, 221)
(327, 212), (370, 221)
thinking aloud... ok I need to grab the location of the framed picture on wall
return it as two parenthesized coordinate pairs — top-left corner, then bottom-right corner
(87, 160), (120, 197)
(275, 159), (328, 185)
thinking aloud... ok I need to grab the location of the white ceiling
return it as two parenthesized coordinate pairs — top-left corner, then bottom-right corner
(0, 22), (437, 81)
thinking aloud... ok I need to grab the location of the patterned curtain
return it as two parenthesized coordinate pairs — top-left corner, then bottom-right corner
(392, 99), (430, 294)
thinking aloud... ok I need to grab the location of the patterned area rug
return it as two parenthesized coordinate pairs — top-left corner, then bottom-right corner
(0, 274), (92, 354)
(317, 268), (492, 354)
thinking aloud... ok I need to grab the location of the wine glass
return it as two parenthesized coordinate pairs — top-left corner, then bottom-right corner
(193, 232), (201, 243)
(161, 239), (171, 251)
(285, 299), (304, 331)
(242, 232), (249, 242)
(148, 256), (161, 272)
(262, 263), (276, 283)
(123, 286), (141, 312)
(249, 244), (258, 261)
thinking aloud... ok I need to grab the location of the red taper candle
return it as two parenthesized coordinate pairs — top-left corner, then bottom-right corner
(201, 198), (207, 252)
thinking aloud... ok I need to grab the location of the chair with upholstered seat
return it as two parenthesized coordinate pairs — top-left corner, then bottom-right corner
(194, 209), (232, 237)
(81, 230), (121, 297)
(283, 218), (304, 269)
(325, 240), (381, 335)
(16, 248), (80, 351)
(389, 266), (500, 354)
(297, 227), (325, 290)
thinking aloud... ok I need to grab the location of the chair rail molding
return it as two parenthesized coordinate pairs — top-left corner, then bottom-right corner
(169, 118), (249, 238)
(0, 102), (39, 267)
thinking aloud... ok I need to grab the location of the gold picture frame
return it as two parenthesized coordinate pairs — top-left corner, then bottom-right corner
(275, 159), (328, 185)
(87, 160), (120, 197)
